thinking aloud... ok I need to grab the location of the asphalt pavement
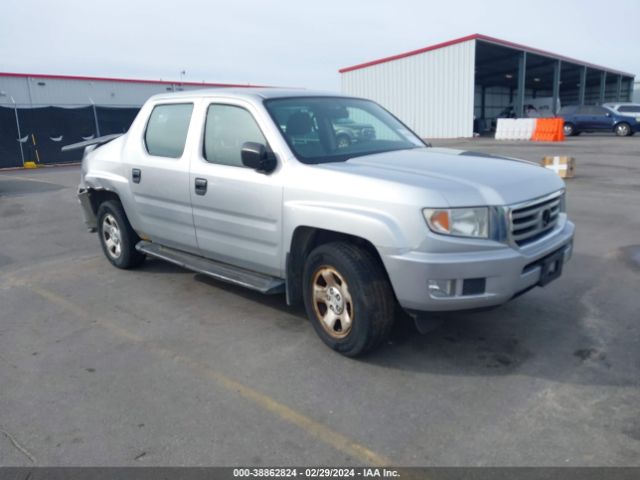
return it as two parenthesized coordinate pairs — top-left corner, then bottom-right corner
(0, 134), (638, 466)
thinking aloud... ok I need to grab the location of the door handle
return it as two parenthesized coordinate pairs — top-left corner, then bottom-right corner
(194, 177), (208, 195)
(132, 168), (141, 184)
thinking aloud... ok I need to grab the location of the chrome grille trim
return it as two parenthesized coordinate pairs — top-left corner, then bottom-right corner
(509, 191), (564, 247)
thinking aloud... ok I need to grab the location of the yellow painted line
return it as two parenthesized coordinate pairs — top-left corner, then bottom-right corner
(0, 174), (59, 185)
(30, 285), (143, 343)
(169, 351), (390, 465)
(30, 285), (89, 318)
(0, 254), (101, 291)
(28, 284), (391, 466)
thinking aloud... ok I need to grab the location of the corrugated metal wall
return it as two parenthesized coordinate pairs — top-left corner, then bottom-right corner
(341, 40), (476, 139)
(0, 75), (211, 108)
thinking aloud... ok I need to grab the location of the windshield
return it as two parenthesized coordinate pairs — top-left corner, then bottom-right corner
(264, 97), (426, 164)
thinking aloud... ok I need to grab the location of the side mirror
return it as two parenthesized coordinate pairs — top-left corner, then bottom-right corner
(241, 142), (276, 174)
(605, 112), (612, 117)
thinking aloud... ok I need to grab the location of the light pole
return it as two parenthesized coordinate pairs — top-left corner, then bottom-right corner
(89, 97), (101, 137)
(10, 96), (26, 166)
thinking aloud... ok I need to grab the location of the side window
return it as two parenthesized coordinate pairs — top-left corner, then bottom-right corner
(145, 103), (193, 158)
(619, 106), (640, 113)
(204, 104), (267, 167)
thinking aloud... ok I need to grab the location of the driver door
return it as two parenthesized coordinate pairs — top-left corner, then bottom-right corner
(189, 102), (284, 277)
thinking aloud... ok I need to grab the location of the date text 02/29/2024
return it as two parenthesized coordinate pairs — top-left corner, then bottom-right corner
(232, 468), (401, 478)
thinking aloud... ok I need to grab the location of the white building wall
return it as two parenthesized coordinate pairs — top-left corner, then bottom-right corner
(0, 75), (220, 108)
(341, 40), (476, 139)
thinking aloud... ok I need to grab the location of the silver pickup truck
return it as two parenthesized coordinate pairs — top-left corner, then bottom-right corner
(76, 89), (574, 356)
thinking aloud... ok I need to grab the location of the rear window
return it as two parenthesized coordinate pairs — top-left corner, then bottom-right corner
(618, 106), (640, 113)
(145, 103), (193, 158)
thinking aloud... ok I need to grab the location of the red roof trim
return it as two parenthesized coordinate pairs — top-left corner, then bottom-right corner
(338, 34), (477, 73)
(338, 34), (635, 78)
(0, 71), (266, 88)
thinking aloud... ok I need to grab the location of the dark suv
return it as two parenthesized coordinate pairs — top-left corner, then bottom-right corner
(560, 105), (639, 137)
(333, 117), (376, 148)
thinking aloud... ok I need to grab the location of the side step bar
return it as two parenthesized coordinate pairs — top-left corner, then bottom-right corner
(136, 241), (285, 295)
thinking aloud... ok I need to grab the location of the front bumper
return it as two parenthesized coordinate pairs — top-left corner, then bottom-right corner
(78, 188), (98, 231)
(383, 220), (575, 312)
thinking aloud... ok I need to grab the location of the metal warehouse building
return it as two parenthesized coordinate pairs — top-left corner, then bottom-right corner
(0, 73), (257, 168)
(340, 34), (636, 138)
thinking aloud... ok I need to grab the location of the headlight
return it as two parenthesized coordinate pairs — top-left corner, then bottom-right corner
(559, 192), (567, 213)
(422, 207), (489, 238)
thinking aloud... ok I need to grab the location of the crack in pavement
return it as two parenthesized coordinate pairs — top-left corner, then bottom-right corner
(0, 427), (36, 463)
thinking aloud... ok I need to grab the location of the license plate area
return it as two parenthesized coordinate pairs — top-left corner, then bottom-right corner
(537, 248), (565, 286)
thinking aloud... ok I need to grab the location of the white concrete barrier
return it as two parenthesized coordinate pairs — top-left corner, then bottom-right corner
(495, 118), (537, 140)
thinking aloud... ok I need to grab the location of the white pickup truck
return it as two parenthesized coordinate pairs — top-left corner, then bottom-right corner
(73, 89), (575, 356)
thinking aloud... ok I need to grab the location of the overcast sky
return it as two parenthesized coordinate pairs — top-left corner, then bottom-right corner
(1, 0), (638, 91)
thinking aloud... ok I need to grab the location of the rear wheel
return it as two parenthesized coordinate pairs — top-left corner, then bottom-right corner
(97, 200), (145, 269)
(302, 242), (395, 356)
(615, 122), (631, 137)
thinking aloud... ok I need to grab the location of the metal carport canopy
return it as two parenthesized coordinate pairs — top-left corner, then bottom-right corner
(340, 34), (635, 119)
(339, 33), (634, 78)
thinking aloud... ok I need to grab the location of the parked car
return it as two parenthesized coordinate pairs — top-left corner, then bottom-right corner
(71, 89), (574, 356)
(602, 102), (640, 117)
(497, 97), (558, 119)
(272, 108), (376, 149)
(491, 97), (559, 130)
(560, 105), (639, 136)
(333, 117), (376, 148)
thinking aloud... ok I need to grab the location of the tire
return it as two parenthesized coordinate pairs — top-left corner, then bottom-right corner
(614, 122), (631, 137)
(96, 200), (145, 269)
(302, 242), (395, 357)
(563, 123), (576, 136)
(336, 134), (351, 149)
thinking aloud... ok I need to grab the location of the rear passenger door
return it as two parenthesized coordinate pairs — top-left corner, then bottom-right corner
(124, 102), (199, 251)
(189, 101), (284, 277)
(572, 106), (591, 130)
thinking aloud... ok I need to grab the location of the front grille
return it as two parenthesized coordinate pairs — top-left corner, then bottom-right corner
(510, 193), (562, 247)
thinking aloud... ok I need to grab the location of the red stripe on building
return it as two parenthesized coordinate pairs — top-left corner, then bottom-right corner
(0, 71), (266, 88)
(339, 34), (634, 78)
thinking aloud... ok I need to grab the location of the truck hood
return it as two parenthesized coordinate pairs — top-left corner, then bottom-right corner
(317, 147), (564, 207)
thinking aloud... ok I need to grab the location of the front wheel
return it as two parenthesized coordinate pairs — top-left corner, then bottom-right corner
(563, 123), (576, 136)
(615, 122), (631, 137)
(336, 134), (351, 149)
(302, 242), (395, 356)
(97, 200), (145, 269)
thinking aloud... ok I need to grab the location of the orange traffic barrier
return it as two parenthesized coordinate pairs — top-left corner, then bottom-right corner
(553, 118), (565, 141)
(532, 118), (565, 142)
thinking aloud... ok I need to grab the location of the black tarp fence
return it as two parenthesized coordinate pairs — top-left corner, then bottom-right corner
(0, 105), (139, 168)
(0, 106), (21, 168)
